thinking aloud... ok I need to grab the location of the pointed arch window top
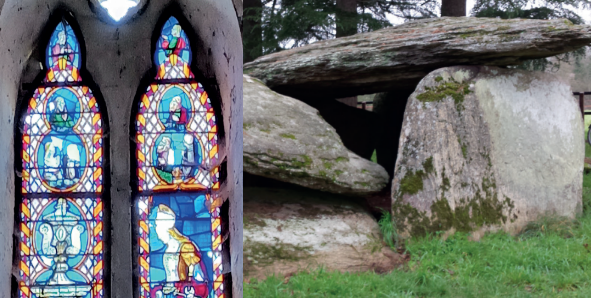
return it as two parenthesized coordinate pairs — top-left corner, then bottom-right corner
(134, 14), (226, 298)
(45, 19), (82, 83)
(154, 17), (194, 80)
(17, 14), (105, 298)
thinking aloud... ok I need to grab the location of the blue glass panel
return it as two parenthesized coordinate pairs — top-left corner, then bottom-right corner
(142, 194), (213, 297)
(22, 197), (103, 298)
(155, 17), (192, 66)
(45, 20), (81, 71)
(18, 17), (105, 298)
(137, 16), (224, 298)
(158, 87), (193, 130)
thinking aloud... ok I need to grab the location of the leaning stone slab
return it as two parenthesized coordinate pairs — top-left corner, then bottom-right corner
(243, 75), (389, 195)
(244, 17), (591, 99)
(391, 66), (583, 238)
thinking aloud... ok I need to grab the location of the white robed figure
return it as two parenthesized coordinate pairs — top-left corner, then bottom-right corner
(153, 204), (208, 298)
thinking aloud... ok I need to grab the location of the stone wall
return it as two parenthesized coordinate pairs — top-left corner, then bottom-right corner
(0, 1), (243, 297)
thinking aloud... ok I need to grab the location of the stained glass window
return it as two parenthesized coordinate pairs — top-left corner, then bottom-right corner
(16, 18), (105, 298)
(134, 17), (225, 298)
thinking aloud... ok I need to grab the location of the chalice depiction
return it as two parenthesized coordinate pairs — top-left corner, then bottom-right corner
(31, 198), (91, 297)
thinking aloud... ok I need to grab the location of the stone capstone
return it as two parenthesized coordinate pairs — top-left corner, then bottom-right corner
(244, 187), (404, 280)
(243, 75), (389, 195)
(244, 17), (591, 99)
(391, 66), (583, 238)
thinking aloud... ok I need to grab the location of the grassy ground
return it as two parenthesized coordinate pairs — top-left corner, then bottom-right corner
(585, 114), (591, 158)
(245, 129), (591, 297)
(371, 149), (378, 163)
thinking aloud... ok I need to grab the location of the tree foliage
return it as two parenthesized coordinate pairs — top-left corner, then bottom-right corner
(471, 0), (591, 71)
(243, 0), (439, 59)
(472, 0), (591, 24)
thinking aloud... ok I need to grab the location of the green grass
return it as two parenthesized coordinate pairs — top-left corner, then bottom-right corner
(584, 169), (591, 215)
(585, 114), (591, 137)
(585, 114), (591, 158)
(378, 208), (399, 249)
(245, 171), (591, 297)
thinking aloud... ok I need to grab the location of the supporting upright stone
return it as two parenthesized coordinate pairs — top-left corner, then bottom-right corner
(391, 66), (583, 238)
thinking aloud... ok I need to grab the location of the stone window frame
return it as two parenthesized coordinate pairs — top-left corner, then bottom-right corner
(11, 10), (113, 298)
(128, 9), (234, 298)
(87, 0), (149, 25)
(10, 7), (235, 298)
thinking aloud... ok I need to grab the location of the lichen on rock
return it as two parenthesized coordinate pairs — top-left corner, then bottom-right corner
(243, 75), (389, 195)
(244, 17), (591, 98)
(244, 187), (403, 280)
(391, 66), (583, 238)
(416, 77), (471, 111)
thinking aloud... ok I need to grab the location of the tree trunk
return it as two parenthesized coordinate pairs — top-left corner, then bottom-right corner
(441, 0), (466, 17)
(336, 0), (357, 38)
(244, 0), (263, 63)
(336, 1), (358, 112)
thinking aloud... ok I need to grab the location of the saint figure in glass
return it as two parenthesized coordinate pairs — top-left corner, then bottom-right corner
(135, 16), (224, 298)
(17, 17), (105, 298)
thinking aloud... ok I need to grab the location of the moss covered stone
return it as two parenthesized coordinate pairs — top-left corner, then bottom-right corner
(481, 151), (492, 168)
(441, 172), (451, 192)
(244, 75), (389, 196)
(435, 175), (510, 234)
(291, 155), (313, 168)
(336, 157), (349, 163)
(391, 65), (582, 240)
(244, 240), (312, 266)
(391, 201), (431, 237)
(399, 169), (426, 196)
(393, 150), (515, 238)
(457, 136), (468, 159)
(393, 180), (515, 237)
(244, 156), (259, 166)
(280, 133), (296, 139)
(416, 77), (471, 112)
(423, 156), (435, 175)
